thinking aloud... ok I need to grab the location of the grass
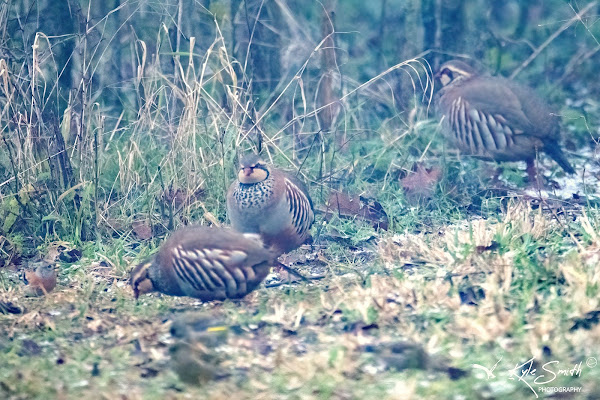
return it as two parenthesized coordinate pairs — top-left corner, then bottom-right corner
(1, 5), (600, 399)
(2, 200), (600, 399)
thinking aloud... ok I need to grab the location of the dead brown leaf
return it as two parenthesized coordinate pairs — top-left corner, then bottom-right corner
(401, 164), (442, 205)
(320, 191), (388, 230)
(132, 220), (153, 240)
(161, 186), (206, 210)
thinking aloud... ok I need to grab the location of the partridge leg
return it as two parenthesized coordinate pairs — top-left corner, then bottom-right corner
(276, 262), (310, 282)
(526, 159), (539, 188)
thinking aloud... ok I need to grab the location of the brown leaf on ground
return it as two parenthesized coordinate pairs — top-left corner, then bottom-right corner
(44, 241), (73, 262)
(320, 191), (388, 230)
(86, 318), (107, 333)
(161, 186), (206, 210)
(132, 220), (153, 240)
(401, 164), (442, 205)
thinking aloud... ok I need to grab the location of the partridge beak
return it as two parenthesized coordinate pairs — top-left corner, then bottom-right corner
(243, 167), (253, 176)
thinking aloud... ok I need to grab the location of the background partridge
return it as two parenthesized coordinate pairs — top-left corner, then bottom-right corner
(130, 226), (278, 301)
(435, 59), (574, 181)
(227, 154), (315, 255)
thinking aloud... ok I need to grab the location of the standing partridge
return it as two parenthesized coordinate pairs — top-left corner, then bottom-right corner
(23, 262), (57, 296)
(227, 154), (315, 255)
(435, 59), (574, 181)
(130, 226), (278, 301)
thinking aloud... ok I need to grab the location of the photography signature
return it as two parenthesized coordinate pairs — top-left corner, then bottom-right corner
(472, 356), (597, 398)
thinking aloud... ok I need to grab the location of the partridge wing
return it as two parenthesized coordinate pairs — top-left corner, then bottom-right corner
(458, 78), (538, 133)
(170, 244), (254, 298)
(284, 176), (314, 240)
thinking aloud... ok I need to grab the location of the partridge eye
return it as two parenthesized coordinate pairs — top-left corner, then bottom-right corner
(442, 68), (453, 80)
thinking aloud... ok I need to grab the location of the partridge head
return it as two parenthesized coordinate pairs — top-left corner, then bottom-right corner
(435, 59), (574, 181)
(130, 226), (278, 301)
(227, 154), (315, 255)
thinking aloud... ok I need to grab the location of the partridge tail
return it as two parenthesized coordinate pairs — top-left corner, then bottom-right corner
(545, 144), (575, 174)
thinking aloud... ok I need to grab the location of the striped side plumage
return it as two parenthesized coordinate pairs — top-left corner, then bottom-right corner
(130, 227), (277, 301)
(447, 96), (518, 156)
(284, 176), (314, 241)
(170, 245), (257, 296)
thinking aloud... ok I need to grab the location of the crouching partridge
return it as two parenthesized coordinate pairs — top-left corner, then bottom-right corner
(227, 154), (315, 256)
(435, 59), (574, 181)
(130, 226), (278, 301)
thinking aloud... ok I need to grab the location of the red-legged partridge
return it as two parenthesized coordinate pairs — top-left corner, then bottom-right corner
(130, 226), (278, 301)
(227, 154), (315, 255)
(435, 60), (574, 181)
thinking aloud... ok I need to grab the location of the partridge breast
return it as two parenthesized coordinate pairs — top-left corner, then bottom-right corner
(227, 166), (314, 255)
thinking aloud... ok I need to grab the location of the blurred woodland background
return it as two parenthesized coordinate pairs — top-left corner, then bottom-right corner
(0, 0), (599, 259)
(2, 2), (600, 399)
